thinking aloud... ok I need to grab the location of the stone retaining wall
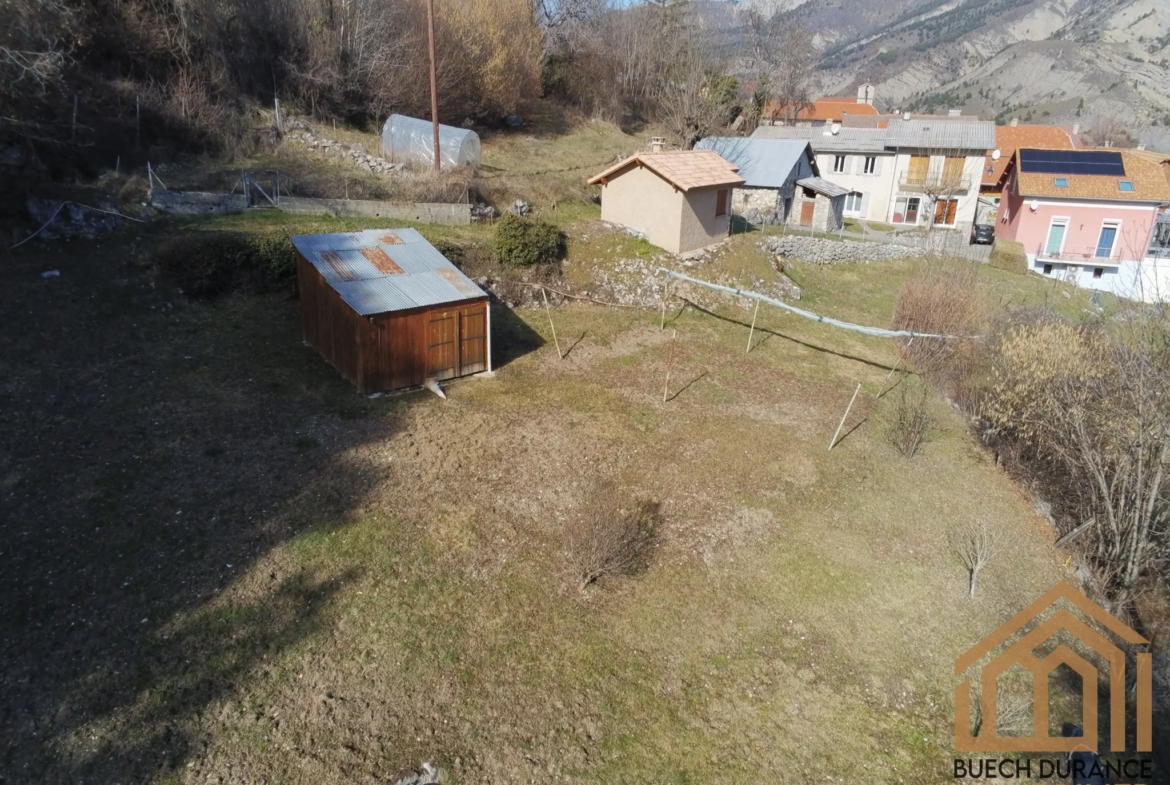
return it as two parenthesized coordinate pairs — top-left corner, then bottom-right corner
(762, 234), (924, 264)
(150, 190), (471, 226)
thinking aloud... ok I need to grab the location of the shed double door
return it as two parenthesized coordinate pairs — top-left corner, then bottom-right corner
(427, 306), (487, 381)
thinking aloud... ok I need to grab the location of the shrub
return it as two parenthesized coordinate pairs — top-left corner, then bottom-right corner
(156, 231), (296, 298)
(982, 315), (1170, 607)
(891, 260), (987, 404)
(567, 480), (661, 591)
(492, 213), (565, 268)
(988, 239), (1027, 275)
(886, 378), (932, 458)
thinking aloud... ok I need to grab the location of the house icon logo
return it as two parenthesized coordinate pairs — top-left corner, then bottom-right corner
(955, 581), (1152, 752)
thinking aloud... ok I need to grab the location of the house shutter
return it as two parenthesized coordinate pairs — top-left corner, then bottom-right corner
(873, 156), (883, 177)
(851, 155), (860, 175)
(859, 192), (870, 219)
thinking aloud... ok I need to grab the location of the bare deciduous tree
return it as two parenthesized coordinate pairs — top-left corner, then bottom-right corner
(984, 317), (1170, 607)
(566, 480), (661, 591)
(953, 518), (1002, 598)
(887, 378), (932, 458)
(742, 11), (815, 126)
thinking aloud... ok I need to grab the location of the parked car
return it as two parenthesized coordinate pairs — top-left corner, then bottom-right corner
(970, 224), (994, 245)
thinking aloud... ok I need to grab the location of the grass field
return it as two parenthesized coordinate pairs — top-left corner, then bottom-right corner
(0, 198), (1098, 784)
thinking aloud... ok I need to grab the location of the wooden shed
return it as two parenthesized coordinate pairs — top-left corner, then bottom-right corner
(292, 229), (490, 393)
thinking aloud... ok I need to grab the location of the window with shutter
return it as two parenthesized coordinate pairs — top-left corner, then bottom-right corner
(716, 189), (728, 217)
(942, 156), (964, 186)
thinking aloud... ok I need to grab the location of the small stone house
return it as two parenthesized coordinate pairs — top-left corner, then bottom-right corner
(787, 177), (848, 232)
(587, 151), (745, 254)
(694, 137), (817, 224)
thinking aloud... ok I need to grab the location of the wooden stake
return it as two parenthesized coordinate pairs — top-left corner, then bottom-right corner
(135, 95), (140, 149)
(662, 329), (677, 403)
(876, 337), (914, 399)
(746, 299), (760, 354)
(542, 287), (562, 359)
(829, 382), (862, 451)
(660, 274), (670, 329)
(71, 95), (78, 143)
(426, 0), (441, 173)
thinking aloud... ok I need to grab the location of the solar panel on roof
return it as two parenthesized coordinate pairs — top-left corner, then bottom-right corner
(1019, 149), (1125, 177)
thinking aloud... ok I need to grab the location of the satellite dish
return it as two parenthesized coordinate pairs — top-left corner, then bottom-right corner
(1029, 199), (1040, 212)
(992, 149), (1001, 161)
(830, 122), (841, 135)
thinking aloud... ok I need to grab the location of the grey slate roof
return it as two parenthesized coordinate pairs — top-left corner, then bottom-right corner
(751, 125), (889, 153)
(693, 137), (814, 188)
(291, 228), (487, 316)
(752, 118), (996, 153)
(797, 177), (850, 198)
(881, 119), (996, 150)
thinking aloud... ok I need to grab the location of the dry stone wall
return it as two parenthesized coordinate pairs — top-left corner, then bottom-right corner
(762, 235), (924, 264)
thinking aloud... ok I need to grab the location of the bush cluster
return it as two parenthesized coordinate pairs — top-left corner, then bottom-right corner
(156, 231), (296, 298)
(492, 213), (566, 268)
(988, 239), (1027, 275)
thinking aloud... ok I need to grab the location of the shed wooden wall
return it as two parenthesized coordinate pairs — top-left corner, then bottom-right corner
(297, 253), (489, 393)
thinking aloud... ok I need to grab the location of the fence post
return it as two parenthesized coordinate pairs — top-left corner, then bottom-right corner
(829, 382), (863, 451)
(135, 95), (141, 149)
(746, 299), (760, 354)
(542, 286), (562, 360)
(71, 95), (78, 143)
(662, 329), (678, 403)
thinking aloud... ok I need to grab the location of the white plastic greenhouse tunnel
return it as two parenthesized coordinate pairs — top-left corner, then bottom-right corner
(380, 114), (482, 170)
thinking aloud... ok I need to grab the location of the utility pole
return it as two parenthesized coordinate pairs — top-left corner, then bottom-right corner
(426, 0), (441, 172)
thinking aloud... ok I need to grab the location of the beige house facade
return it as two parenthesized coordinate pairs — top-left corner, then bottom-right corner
(588, 151), (745, 254)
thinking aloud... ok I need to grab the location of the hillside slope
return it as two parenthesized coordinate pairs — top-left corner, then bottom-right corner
(734, 0), (1170, 148)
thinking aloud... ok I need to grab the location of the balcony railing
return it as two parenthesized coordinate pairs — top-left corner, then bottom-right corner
(1036, 244), (1122, 264)
(898, 173), (972, 193)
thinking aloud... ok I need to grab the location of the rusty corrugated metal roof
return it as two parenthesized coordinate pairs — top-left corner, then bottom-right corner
(291, 228), (488, 315)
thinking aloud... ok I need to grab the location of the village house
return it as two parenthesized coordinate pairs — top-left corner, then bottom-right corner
(761, 84), (877, 127)
(752, 117), (995, 232)
(995, 148), (1170, 301)
(693, 137), (817, 223)
(977, 121), (1075, 224)
(587, 151), (745, 254)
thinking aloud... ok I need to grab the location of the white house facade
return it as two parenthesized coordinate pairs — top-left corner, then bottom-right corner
(752, 119), (996, 232)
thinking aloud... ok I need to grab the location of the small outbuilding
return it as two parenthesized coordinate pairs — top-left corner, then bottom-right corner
(587, 151), (745, 254)
(293, 229), (490, 393)
(381, 114), (482, 170)
(788, 177), (848, 232)
(694, 137), (817, 224)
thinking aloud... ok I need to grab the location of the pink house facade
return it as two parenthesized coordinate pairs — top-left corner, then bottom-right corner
(996, 148), (1170, 302)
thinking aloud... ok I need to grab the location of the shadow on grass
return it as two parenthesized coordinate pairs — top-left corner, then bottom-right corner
(561, 331), (587, 359)
(489, 296), (546, 370)
(0, 233), (428, 783)
(665, 370), (709, 402)
(670, 299), (898, 373)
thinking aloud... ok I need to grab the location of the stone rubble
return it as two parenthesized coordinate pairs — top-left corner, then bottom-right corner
(284, 118), (405, 177)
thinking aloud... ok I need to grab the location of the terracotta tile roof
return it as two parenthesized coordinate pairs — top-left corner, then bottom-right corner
(983, 125), (1074, 187)
(1007, 148), (1170, 202)
(763, 97), (879, 122)
(588, 150), (745, 192)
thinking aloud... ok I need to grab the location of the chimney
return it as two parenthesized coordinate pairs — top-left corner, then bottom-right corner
(650, 137), (665, 154)
(1072, 122), (1080, 135)
(1010, 117), (1018, 127)
(948, 108), (962, 117)
(856, 83), (875, 106)
(903, 111), (911, 121)
(1138, 143), (1147, 150)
